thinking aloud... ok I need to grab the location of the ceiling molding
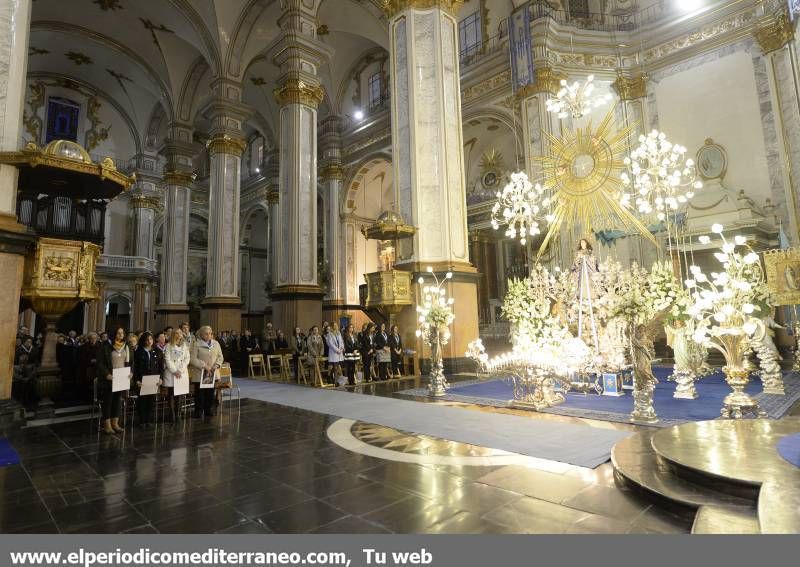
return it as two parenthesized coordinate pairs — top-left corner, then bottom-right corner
(31, 20), (175, 118)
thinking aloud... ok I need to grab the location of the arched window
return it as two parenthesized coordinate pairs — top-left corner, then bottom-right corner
(46, 97), (80, 143)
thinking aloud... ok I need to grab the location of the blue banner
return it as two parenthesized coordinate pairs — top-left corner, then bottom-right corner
(508, 6), (534, 90)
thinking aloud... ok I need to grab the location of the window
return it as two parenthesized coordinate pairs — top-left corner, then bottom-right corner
(458, 11), (482, 59)
(368, 72), (383, 109)
(45, 97), (80, 143)
(568, 0), (590, 19)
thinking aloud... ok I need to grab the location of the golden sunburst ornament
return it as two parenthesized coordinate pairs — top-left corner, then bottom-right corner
(534, 105), (657, 258)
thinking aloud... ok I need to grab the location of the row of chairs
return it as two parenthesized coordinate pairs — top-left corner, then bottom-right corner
(247, 353), (418, 387)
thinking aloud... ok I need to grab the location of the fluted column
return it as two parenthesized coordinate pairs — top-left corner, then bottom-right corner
(518, 65), (567, 269)
(0, 0), (33, 421)
(201, 85), (251, 332)
(385, 0), (479, 370)
(265, 149), (280, 306)
(320, 116), (345, 316)
(270, 3), (330, 334)
(612, 72), (655, 267)
(156, 130), (195, 329)
(129, 192), (160, 259)
(757, 10), (800, 244)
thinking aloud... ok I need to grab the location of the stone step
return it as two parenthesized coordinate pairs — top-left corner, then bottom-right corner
(611, 431), (754, 510)
(757, 482), (800, 534)
(691, 505), (760, 534)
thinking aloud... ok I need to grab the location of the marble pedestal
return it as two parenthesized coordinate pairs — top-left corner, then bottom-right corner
(272, 286), (325, 336)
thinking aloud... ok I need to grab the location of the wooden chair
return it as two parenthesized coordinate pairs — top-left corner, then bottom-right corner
(266, 355), (287, 381)
(248, 354), (267, 379)
(295, 355), (309, 385)
(313, 356), (334, 388)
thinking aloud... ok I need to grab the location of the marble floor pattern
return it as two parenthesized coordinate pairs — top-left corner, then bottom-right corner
(4, 377), (782, 534)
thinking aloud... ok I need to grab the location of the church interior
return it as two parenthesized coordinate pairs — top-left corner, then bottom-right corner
(0, 0), (799, 536)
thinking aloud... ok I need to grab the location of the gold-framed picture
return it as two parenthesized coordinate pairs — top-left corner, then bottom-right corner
(763, 248), (800, 305)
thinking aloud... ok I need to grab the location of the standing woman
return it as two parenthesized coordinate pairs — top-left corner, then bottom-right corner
(305, 325), (325, 377)
(133, 332), (162, 427)
(360, 323), (376, 382)
(163, 328), (190, 423)
(291, 327), (306, 381)
(389, 325), (404, 377)
(95, 327), (133, 434)
(326, 323), (345, 384)
(373, 323), (391, 381)
(343, 324), (358, 385)
(190, 326), (224, 420)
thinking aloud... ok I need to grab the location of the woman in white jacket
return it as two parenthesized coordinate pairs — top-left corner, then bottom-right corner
(163, 328), (190, 423)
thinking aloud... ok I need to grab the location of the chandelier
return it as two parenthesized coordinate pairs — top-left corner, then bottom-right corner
(545, 75), (613, 120)
(619, 130), (702, 222)
(490, 171), (552, 246)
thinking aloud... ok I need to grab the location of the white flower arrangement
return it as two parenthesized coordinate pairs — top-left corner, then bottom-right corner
(415, 268), (455, 345)
(684, 228), (771, 365)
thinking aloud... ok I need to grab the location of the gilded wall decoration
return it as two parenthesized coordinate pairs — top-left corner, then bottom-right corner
(461, 70), (511, 104)
(44, 255), (75, 282)
(84, 96), (111, 151)
(93, 0), (123, 10)
(23, 81), (45, 144)
(65, 51), (93, 66)
(764, 248), (800, 306)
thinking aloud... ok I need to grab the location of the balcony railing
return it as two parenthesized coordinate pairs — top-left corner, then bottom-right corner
(96, 254), (159, 276)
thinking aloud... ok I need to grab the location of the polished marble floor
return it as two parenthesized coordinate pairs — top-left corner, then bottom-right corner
(5, 376), (790, 534)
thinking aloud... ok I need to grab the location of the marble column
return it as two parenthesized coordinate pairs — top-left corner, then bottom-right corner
(319, 116), (345, 322)
(129, 191), (159, 259)
(156, 132), (195, 329)
(0, 0), (33, 423)
(518, 65), (568, 269)
(612, 72), (655, 267)
(264, 148), (279, 305)
(757, 13), (800, 245)
(132, 281), (147, 332)
(269, 10), (330, 334)
(385, 0), (479, 370)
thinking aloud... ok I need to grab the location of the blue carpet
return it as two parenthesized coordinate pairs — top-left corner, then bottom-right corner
(398, 368), (800, 428)
(777, 433), (800, 468)
(0, 438), (20, 467)
(235, 379), (632, 468)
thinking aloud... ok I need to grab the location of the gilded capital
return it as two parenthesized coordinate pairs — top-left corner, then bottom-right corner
(266, 189), (280, 204)
(319, 162), (345, 181)
(380, 0), (464, 18)
(163, 169), (196, 187)
(130, 193), (162, 210)
(273, 78), (325, 108)
(612, 73), (648, 101)
(206, 134), (247, 157)
(515, 66), (567, 99)
(754, 11), (794, 54)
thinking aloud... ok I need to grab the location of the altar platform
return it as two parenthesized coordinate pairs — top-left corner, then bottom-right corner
(397, 368), (800, 427)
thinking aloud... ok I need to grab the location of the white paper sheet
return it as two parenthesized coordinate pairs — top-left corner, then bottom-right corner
(173, 375), (189, 396)
(140, 374), (160, 396)
(112, 367), (130, 392)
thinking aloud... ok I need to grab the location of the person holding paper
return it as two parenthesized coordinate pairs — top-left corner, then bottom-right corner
(163, 328), (190, 423)
(190, 325), (224, 421)
(95, 327), (133, 435)
(133, 332), (162, 427)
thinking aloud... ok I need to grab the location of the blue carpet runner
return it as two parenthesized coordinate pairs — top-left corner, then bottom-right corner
(398, 368), (800, 428)
(777, 433), (800, 468)
(0, 438), (20, 467)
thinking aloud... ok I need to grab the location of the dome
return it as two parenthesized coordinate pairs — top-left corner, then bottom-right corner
(376, 210), (406, 225)
(42, 140), (92, 163)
